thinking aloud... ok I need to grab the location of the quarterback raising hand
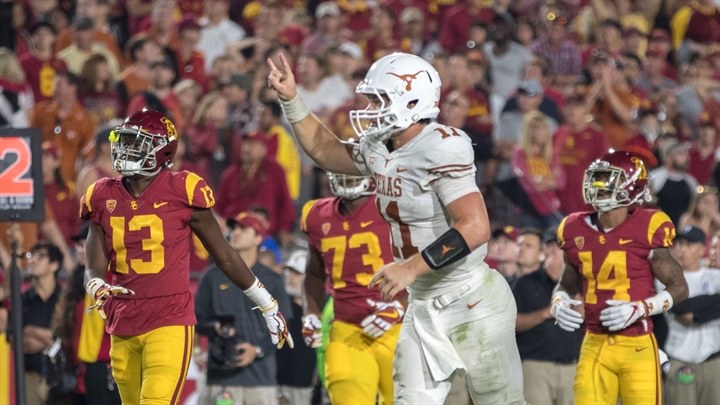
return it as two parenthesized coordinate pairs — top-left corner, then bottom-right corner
(267, 53), (297, 102)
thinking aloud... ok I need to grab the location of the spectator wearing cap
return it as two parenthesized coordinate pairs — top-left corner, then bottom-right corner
(215, 131), (295, 245)
(31, 70), (96, 181)
(196, 0), (246, 71)
(647, 29), (678, 81)
(57, 17), (120, 80)
(512, 229), (582, 405)
(660, 225), (720, 405)
(259, 100), (301, 201)
(446, 51), (493, 137)
(276, 250), (317, 405)
(76, 124), (119, 200)
(116, 38), (160, 108)
(42, 142), (80, 247)
(77, 53), (125, 128)
(490, 226), (520, 284)
(636, 46), (678, 97)
(651, 141), (699, 226)
(622, 104), (662, 168)
(483, 15), (534, 100)
(511, 111), (565, 231)
(127, 52), (185, 131)
(195, 212), (292, 405)
(530, 12), (581, 85)
(554, 95), (610, 214)
(301, 2), (346, 57)
(622, 26), (643, 57)
(336, 42), (365, 83)
(518, 59), (564, 121)
(173, 15), (206, 86)
(439, 0), (494, 54)
(222, 73), (258, 135)
(54, 0), (123, 66)
(398, 7), (442, 61)
(688, 112), (718, 185)
(19, 22), (68, 103)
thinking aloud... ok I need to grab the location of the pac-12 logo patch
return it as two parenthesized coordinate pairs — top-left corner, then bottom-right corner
(106, 200), (117, 213)
(322, 223), (331, 235)
(575, 237), (585, 249)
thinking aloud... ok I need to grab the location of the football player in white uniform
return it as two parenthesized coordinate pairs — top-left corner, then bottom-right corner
(268, 52), (524, 404)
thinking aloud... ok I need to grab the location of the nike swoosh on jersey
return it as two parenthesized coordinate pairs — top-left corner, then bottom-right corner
(361, 221), (374, 228)
(635, 347), (648, 352)
(619, 239), (633, 245)
(154, 202), (168, 209)
(467, 299), (483, 309)
(396, 167), (407, 173)
(219, 284), (230, 290)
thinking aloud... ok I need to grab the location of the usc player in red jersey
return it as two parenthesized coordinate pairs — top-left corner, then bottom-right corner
(300, 172), (406, 405)
(550, 150), (689, 405)
(80, 109), (292, 405)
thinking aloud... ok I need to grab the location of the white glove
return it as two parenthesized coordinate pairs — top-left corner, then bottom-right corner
(599, 300), (648, 331)
(361, 299), (405, 338)
(550, 291), (584, 332)
(258, 300), (294, 349)
(85, 278), (135, 320)
(301, 314), (323, 348)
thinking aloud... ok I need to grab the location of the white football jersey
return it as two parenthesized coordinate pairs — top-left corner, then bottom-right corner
(352, 122), (491, 299)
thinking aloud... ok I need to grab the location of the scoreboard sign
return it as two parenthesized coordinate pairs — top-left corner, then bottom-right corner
(0, 128), (45, 222)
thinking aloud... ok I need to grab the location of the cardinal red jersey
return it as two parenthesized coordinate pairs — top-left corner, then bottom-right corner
(19, 54), (67, 103)
(79, 170), (215, 335)
(301, 196), (400, 327)
(558, 209), (675, 337)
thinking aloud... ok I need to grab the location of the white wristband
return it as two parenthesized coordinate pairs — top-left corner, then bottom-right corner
(280, 95), (311, 124)
(86, 278), (104, 297)
(644, 290), (673, 316)
(243, 278), (275, 310)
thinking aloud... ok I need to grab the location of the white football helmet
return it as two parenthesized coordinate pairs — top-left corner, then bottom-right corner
(327, 172), (374, 200)
(350, 53), (442, 142)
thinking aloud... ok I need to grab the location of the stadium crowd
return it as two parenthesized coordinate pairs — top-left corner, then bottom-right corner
(1, 0), (720, 403)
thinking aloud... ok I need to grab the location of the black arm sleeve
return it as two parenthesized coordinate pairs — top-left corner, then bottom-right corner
(669, 294), (720, 324)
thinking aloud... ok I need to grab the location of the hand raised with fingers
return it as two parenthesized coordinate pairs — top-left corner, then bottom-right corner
(267, 53), (297, 101)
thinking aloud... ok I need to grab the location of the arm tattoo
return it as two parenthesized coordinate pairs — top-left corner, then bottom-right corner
(650, 247), (689, 304)
(555, 252), (583, 297)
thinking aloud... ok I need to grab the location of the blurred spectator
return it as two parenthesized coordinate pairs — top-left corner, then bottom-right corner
(673, 0), (720, 61)
(259, 100), (301, 201)
(127, 53), (184, 131)
(530, 13), (581, 86)
(222, 73), (257, 135)
(516, 227), (544, 277)
(10, 3), (32, 57)
(587, 52), (634, 149)
(622, 26), (643, 57)
(327, 71), (368, 141)
(195, 212), (291, 405)
(439, 0), (493, 55)
(132, 0), (179, 49)
(679, 190), (720, 248)
(9, 243), (63, 405)
(441, 90), (493, 178)
(675, 55), (720, 134)
(511, 112), (564, 230)
(514, 18), (536, 49)
(78, 53), (124, 128)
(0, 48), (33, 127)
(363, 5), (400, 62)
(621, 52), (644, 85)
(514, 60), (563, 122)
(554, 95), (609, 214)
(636, 47), (678, 98)
(623, 106), (662, 168)
(76, 125), (119, 198)
(55, 0), (122, 65)
(58, 17), (120, 79)
(215, 131), (296, 244)
(197, 0), (246, 71)
(174, 15), (205, 86)
(688, 112), (718, 185)
(116, 38), (159, 108)
(184, 91), (236, 188)
(126, 0), (153, 37)
(647, 29), (677, 80)
(296, 54), (348, 119)
(301, 2), (345, 57)
(513, 230), (581, 405)
(336, 42), (364, 88)
(174, 78), (201, 122)
(398, 7), (442, 60)
(582, 19), (624, 66)
(276, 250), (316, 405)
(447, 51), (493, 137)
(661, 226), (720, 405)
(49, 7), (70, 34)
(41, 142), (80, 247)
(650, 141), (698, 226)
(19, 22), (67, 104)
(491, 226), (520, 284)
(31, 71), (96, 181)
(484, 16), (533, 100)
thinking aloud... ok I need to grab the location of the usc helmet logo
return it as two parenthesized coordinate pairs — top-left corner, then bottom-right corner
(630, 157), (647, 180)
(160, 117), (177, 141)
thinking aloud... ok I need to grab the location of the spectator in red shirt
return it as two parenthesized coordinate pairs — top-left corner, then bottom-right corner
(41, 142), (80, 247)
(554, 94), (609, 214)
(19, 22), (68, 104)
(439, 0), (494, 54)
(78, 53), (124, 128)
(689, 112), (718, 185)
(173, 78), (201, 125)
(127, 53), (185, 131)
(447, 51), (493, 136)
(215, 131), (296, 245)
(173, 15), (205, 86)
(362, 5), (401, 62)
(131, 0), (180, 50)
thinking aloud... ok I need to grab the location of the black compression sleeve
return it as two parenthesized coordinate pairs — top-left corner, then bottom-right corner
(421, 228), (472, 270)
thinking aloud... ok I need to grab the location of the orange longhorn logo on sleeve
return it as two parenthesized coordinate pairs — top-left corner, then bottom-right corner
(441, 245), (456, 257)
(386, 71), (426, 91)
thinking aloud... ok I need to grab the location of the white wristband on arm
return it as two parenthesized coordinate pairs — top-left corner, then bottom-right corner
(86, 278), (105, 297)
(243, 278), (276, 310)
(644, 290), (673, 316)
(280, 95), (311, 124)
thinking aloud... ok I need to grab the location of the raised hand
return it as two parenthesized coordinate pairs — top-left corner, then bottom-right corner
(267, 53), (297, 102)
